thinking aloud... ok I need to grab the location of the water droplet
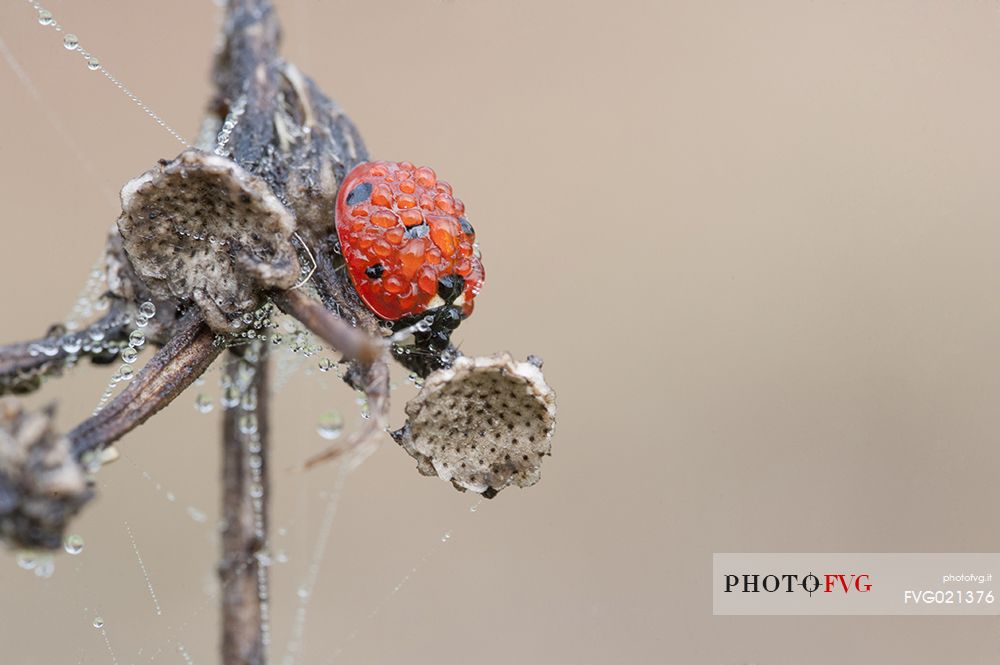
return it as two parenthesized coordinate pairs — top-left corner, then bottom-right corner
(139, 301), (156, 318)
(62, 336), (82, 354)
(63, 34), (79, 51)
(118, 364), (134, 381)
(81, 451), (102, 474)
(239, 413), (258, 435)
(240, 391), (257, 412)
(221, 385), (240, 409)
(64, 534), (85, 555)
(87, 57), (101, 71)
(16, 551), (38, 570)
(37, 9), (53, 25)
(92, 616), (104, 629)
(121, 347), (138, 364)
(316, 410), (343, 440)
(441, 532), (452, 543)
(34, 556), (55, 578)
(318, 358), (335, 372)
(129, 330), (145, 348)
(187, 506), (207, 523)
(469, 504), (478, 513)
(135, 314), (149, 328)
(297, 586), (310, 599)
(195, 393), (214, 414)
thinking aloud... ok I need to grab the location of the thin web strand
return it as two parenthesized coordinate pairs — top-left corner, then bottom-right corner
(24, 1), (190, 147)
(281, 463), (350, 665)
(0, 35), (119, 207)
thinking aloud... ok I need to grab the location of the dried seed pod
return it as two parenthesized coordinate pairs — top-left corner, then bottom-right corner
(117, 149), (300, 332)
(104, 225), (177, 344)
(0, 399), (93, 550)
(395, 353), (556, 497)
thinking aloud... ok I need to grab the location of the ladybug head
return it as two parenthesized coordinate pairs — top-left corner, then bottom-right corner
(333, 160), (485, 375)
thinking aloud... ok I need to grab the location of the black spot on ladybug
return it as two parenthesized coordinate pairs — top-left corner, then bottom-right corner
(346, 182), (372, 205)
(437, 274), (465, 303)
(459, 216), (475, 236)
(365, 263), (384, 279)
(404, 223), (429, 239)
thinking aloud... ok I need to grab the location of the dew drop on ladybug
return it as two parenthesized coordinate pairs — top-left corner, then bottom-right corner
(335, 161), (485, 322)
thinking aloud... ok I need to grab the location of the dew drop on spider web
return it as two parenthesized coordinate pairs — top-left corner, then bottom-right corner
(239, 413), (258, 435)
(62, 33), (78, 51)
(221, 384), (240, 409)
(36, 9), (52, 25)
(317, 410), (343, 440)
(139, 301), (156, 318)
(240, 390), (257, 412)
(64, 534), (85, 555)
(33, 556), (55, 578)
(121, 347), (138, 364)
(87, 57), (100, 71)
(15, 551), (38, 571)
(118, 364), (134, 381)
(92, 617), (104, 629)
(194, 393), (214, 414)
(129, 330), (145, 348)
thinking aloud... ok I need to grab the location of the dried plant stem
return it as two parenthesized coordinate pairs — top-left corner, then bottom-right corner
(220, 346), (270, 665)
(272, 289), (382, 364)
(0, 308), (129, 394)
(69, 312), (220, 456)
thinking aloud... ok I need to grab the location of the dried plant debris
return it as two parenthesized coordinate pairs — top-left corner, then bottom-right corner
(395, 353), (556, 497)
(0, 399), (92, 550)
(103, 225), (178, 344)
(117, 149), (300, 332)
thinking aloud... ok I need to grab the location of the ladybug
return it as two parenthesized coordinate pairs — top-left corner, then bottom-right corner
(334, 160), (485, 372)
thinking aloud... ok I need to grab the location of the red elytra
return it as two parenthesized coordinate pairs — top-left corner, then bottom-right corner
(334, 160), (484, 321)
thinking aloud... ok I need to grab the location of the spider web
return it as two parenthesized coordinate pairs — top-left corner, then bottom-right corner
(0, 3), (483, 663)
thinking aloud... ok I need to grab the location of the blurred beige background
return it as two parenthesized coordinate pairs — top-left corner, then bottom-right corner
(3, 1), (1000, 663)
